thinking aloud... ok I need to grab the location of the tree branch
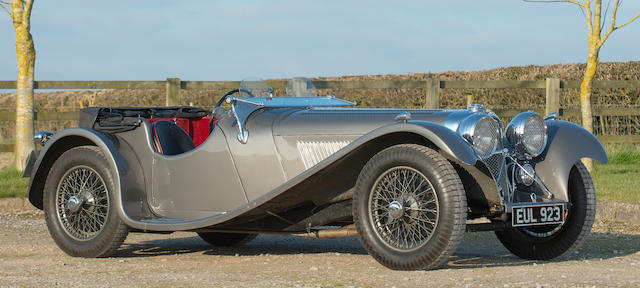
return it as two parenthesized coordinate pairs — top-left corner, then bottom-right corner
(579, 4), (587, 19)
(0, 3), (11, 18)
(24, 0), (32, 19)
(600, 0), (612, 31)
(523, 0), (586, 5)
(522, 0), (593, 33)
(600, 0), (620, 47)
(585, 0), (594, 35)
(615, 13), (640, 29)
(594, 0), (602, 35)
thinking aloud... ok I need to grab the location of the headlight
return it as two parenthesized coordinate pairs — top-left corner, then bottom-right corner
(33, 131), (54, 147)
(458, 115), (500, 158)
(505, 111), (547, 157)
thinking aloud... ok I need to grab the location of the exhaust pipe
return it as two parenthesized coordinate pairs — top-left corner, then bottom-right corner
(292, 225), (358, 239)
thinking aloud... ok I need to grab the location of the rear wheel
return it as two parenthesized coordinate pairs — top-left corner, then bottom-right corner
(353, 144), (467, 270)
(197, 232), (257, 246)
(43, 146), (128, 257)
(495, 162), (595, 260)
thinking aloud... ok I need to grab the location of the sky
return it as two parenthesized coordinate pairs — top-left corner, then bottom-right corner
(1, 0), (639, 81)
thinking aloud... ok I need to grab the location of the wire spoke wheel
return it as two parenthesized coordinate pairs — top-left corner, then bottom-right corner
(44, 146), (128, 258)
(369, 166), (439, 252)
(55, 165), (109, 241)
(354, 144), (466, 270)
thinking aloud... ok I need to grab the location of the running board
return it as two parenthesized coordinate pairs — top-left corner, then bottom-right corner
(132, 213), (227, 232)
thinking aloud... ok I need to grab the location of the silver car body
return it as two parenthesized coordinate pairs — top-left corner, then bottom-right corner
(25, 95), (607, 233)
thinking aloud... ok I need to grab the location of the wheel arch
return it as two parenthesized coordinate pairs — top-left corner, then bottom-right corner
(352, 121), (480, 166)
(28, 128), (121, 210)
(286, 122), (480, 209)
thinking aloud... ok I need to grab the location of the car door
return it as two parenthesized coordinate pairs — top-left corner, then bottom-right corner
(151, 126), (247, 220)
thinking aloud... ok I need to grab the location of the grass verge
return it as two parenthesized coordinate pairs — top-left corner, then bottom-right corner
(0, 168), (29, 198)
(592, 163), (640, 203)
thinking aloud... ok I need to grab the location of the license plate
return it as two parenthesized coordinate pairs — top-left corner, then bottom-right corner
(511, 204), (565, 227)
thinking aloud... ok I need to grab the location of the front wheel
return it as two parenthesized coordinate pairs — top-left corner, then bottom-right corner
(495, 162), (596, 260)
(43, 146), (128, 257)
(353, 144), (467, 270)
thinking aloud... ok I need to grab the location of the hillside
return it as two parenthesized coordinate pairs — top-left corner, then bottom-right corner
(0, 61), (639, 141)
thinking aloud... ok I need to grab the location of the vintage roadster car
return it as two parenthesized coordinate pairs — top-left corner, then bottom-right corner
(24, 78), (607, 270)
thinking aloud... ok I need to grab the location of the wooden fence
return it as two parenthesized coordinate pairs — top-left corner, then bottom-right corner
(1, 78), (639, 152)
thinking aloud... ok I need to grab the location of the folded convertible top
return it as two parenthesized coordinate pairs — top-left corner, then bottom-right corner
(79, 106), (210, 133)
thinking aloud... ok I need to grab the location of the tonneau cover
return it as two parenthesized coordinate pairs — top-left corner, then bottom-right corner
(79, 106), (210, 133)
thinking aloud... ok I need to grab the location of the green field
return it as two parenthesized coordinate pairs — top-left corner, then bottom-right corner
(592, 147), (640, 203)
(592, 163), (640, 203)
(1, 151), (638, 203)
(0, 168), (29, 198)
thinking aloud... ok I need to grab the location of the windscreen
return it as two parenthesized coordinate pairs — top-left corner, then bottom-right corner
(239, 77), (272, 97)
(286, 77), (317, 97)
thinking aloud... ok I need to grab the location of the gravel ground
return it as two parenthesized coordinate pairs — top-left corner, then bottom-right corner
(0, 211), (639, 288)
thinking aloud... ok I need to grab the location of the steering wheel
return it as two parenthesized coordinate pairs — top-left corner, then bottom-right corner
(211, 88), (257, 133)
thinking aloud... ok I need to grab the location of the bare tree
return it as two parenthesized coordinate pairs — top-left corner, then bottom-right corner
(524, 0), (639, 171)
(1, 0), (35, 171)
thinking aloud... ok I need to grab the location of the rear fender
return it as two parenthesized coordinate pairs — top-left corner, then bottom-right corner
(533, 120), (608, 202)
(27, 128), (126, 213)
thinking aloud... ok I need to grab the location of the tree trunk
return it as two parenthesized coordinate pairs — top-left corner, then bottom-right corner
(578, 46), (598, 172)
(11, 0), (36, 171)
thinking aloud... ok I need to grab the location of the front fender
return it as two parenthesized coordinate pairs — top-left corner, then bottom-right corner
(399, 121), (501, 210)
(368, 120), (480, 166)
(534, 120), (608, 202)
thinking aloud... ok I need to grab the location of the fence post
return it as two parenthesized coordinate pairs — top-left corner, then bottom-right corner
(425, 78), (440, 109)
(545, 78), (560, 116)
(166, 78), (181, 106)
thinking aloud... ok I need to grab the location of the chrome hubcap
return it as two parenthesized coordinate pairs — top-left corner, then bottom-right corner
(388, 201), (404, 220)
(369, 166), (439, 252)
(65, 196), (82, 213)
(55, 165), (109, 241)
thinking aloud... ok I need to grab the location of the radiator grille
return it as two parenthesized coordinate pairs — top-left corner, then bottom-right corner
(484, 153), (504, 179)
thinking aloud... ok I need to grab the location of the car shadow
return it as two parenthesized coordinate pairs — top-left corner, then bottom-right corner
(114, 234), (367, 258)
(113, 231), (640, 270)
(443, 230), (640, 270)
